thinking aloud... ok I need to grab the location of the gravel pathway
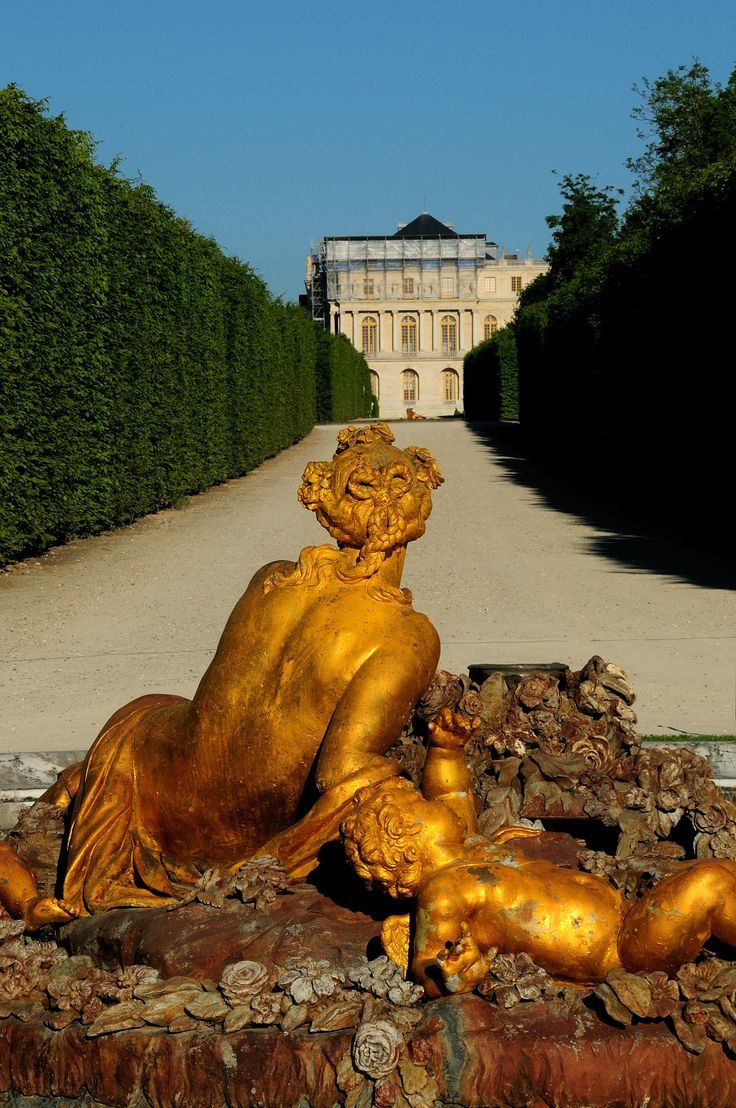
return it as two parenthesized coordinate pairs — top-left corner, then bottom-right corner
(2, 421), (734, 753)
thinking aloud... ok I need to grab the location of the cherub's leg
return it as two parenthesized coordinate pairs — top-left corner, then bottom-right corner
(0, 840), (78, 930)
(619, 859), (736, 975)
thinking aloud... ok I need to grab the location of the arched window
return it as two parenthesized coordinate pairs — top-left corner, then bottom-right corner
(440, 315), (457, 353)
(441, 369), (459, 402)
(402, 369), (419, 404)
(400, 316), (417, 353)
(370, 370), (380, 399)
(483, 315), (498, 340)
(361, 316), (378, 354)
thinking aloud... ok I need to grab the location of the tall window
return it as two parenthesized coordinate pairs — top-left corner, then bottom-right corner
(483, 276), (496, 293)
(441, 276), (456, 296)
(364, 279), (375, 297)
(403, 277), (415, 296)
(440, 315), (457, 353)
(402, 369), (419, 404)
(483, 315), (498, 340)
(400, 316), (417, 353)
(370, 370), (380, 399)
(441, 369), (459, 402)
(511, 276), (522, 293)
(361, 316), (378, 354)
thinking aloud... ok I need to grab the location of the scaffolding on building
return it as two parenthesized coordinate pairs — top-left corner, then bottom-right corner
(308, 233), (492, 324)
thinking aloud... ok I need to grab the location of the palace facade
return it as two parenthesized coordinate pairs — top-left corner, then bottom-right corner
(305, 213), (548, 419)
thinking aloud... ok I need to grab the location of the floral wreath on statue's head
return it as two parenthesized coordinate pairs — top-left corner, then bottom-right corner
(264, 423), (443, 605)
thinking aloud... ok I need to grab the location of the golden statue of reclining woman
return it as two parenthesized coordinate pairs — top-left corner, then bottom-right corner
(342, 709), (736, 996)
(0, 424), (444, 928)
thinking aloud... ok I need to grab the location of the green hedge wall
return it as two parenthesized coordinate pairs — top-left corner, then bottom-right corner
(315, 329), (373, 424)
(0, 87), (370, 563)
(514, 155), (736, 527)
(463, 328), (519, 421)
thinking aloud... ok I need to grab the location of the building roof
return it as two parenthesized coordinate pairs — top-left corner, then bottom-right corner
(391, 213), (459, 239)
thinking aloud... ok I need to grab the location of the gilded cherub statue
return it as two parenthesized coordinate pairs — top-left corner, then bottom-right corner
(0, 424), (444, 928)
(341, 709), (736, 997)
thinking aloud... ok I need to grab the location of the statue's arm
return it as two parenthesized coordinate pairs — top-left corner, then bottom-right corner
(315, 640), (437, 791)
(259, 642), (437, 879)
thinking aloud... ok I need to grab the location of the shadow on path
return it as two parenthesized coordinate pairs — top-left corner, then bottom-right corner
(467, 422), (735, 592)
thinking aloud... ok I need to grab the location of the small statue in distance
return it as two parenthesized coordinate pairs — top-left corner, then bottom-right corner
(0, 424), (444, 927)
(341, 709), (736, 996)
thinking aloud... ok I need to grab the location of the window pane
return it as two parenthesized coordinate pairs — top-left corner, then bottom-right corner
(400, 317), (417, 353)
(362, 317), (377, 354)
(442, 370), (458, 401)
(402, 370), (418, 404)
(483, 315), (498, 340)
(441, 315), (457, 353)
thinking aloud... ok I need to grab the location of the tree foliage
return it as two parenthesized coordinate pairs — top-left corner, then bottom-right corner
(627, 60), (736, 195)
(513, 60), (736, 532)
(0, 87), (371, 564)
(542, 173), (622, 287)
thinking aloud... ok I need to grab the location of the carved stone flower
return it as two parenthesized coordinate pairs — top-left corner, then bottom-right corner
(248, 991), (284, 1026)
(172, 868), (232, 910)
(219, 960), (273, 1005)
(232, 854), (289, 910)
(416, 670), (464, 719)
(278, 958), (344, 1006)
(352, 1018), (404, 1079)
(0, 920), (26, 944)
(677, 959), (735, 1002)
(386, 979), (424, 1007)
(99, 965), (160, 1002)
(348, 955), (404, 1000)
(644, 972), (680, 1019)
(477, 952), (554, 1008)
(47, 975), (97, 1013)
(692, 797), (732, 836)
(0, 965), (43, 1003)
(515, 674), (560, 712)
(697, 826), (736, 860)
(569, 734), (615, 772)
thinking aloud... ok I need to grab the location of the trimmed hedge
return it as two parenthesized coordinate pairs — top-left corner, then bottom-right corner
(463, 328), (519, 421)
(514, 154), (736, 529)
(315, 329), (373, 424)
(0, 87), (370, 563)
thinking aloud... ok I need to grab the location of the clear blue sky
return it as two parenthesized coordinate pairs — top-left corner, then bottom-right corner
(2, 1), (734, 301)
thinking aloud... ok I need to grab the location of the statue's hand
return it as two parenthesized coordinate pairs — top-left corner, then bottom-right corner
(436, 923), (494, 993)
(427, 708), (480, 751)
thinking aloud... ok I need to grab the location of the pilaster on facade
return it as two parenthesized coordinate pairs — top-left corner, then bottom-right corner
(306, 214), (548, 420)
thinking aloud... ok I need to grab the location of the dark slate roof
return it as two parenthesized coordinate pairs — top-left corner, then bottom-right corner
(391, 213), (459, 238)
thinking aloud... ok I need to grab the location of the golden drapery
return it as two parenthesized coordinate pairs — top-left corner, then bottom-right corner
(62, 694), (199, 915)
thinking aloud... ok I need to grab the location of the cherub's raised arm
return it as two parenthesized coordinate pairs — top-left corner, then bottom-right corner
(421, 708), (479, 838)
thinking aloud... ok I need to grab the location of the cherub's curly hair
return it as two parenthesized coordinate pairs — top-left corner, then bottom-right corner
(265, 424), (443, 604)
(341, 778), (451, 898)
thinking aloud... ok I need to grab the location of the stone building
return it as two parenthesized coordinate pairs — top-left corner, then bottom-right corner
(305, 213), (548, 419)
